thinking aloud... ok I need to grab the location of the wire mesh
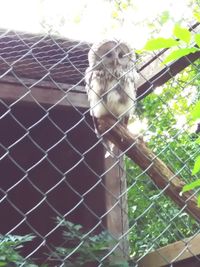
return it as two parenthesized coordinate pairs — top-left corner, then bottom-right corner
(0, 9), (200, 267)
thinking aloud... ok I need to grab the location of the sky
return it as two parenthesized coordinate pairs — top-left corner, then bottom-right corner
(0, 0), (194, 48)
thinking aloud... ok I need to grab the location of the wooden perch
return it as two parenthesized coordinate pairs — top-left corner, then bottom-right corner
(97, 116), (200, 223)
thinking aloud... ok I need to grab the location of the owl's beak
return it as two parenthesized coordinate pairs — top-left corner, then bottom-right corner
(113, 59), (118, 67)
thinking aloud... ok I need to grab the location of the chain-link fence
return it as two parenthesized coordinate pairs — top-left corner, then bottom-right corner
(0, 11), (200, 267)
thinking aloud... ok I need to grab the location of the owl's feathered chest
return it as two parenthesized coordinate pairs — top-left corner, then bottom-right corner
(85, 66), (136, 118)
(95, 68), (128, 81)
(94, 68), (133, 100)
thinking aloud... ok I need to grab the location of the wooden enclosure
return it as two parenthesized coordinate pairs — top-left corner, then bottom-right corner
(0, 30), (129, 263)
(0, 25), (200, 265)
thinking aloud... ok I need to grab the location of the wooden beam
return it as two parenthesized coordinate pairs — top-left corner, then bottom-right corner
(138, 234), (200, 267)
(137, 50), (200, 99)
(97, 116), (200, 223)
(0, 81), (88, 109)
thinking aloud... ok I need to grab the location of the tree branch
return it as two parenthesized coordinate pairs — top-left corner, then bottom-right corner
(97, 116), (200, 223)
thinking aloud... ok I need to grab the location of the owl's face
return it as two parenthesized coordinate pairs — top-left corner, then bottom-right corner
(89, 40), (133, 70)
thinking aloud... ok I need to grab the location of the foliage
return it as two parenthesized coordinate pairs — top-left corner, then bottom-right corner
(128, 4), (200, 257)
(144, 23), (200, 64)
(192, 155), (200, 175)
(182, 99), (200, 204)
(126, 56), (200, 257)
(0, 234), (37, 267)
(0, 220), (129, 267)
(49, 218), (128, 267)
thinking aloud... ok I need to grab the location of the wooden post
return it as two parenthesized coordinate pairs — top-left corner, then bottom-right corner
(103, 147), (129, 262)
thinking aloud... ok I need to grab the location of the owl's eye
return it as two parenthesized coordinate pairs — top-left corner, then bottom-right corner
(118, 52), (124, 59)
(106, 52), (113, 58)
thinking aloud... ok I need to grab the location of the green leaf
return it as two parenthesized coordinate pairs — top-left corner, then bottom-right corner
(112, 11), (119, 18)
(192, 155), (200, 175)
(198, 195), (200, 207)
(191, 101), (200, 120)
(182, 179), (200, 192)
(160, 11), (170, 25)
(196, 137), (200, 144)
(144, 38), (178, 50)
(121, 2), (128, 9)
(173, 24), (191, 44)
(195, 34), (200, 48)
(163, 47), (199, 64)
(193, 11), (200, 22)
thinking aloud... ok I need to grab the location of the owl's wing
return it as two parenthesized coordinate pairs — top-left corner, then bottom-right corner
(85, 67), (98, 106)
(85, 67), (107, 101)
(131, 68), (140, 92)
(85, 68), (109, 118)
(85, 67), (93, 94)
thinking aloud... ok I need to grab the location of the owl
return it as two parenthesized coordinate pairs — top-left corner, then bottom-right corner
(85, 40), (137, 125)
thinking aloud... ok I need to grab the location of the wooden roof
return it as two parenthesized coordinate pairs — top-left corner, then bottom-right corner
(0, 29), (89, 86)
(0, 25), (199, 109)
